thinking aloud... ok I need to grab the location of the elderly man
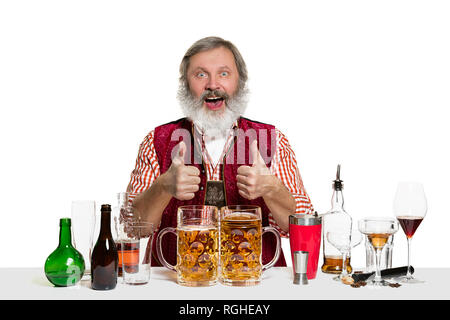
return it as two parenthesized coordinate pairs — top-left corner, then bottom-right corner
(126, 36), (313, 267)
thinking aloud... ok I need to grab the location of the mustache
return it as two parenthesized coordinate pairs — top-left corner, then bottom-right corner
(199, 89), (229, 101)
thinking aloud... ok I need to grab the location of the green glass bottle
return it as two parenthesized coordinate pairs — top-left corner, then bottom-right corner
(44, 218), (85, 287)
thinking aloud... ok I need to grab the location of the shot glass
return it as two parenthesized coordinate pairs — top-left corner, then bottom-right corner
(120, 221), (154, 285)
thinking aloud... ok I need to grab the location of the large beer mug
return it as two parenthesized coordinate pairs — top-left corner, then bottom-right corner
(156, 205), (219, 286)
(220, 205), (281, 286)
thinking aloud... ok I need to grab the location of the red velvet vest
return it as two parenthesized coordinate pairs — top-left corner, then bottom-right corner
(151, 117), (286, 267)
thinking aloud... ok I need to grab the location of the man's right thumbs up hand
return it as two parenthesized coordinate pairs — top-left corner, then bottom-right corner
(162, 141), (201, 201)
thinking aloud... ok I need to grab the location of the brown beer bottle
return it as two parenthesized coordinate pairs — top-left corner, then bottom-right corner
(91, 204), (118, 290)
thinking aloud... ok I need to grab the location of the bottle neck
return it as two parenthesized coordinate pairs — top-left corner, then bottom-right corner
(99, 210), (113, 239)
(59, 225), (72, 247)
(331, 189), (345, 211)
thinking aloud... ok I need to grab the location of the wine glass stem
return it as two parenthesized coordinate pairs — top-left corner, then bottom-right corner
(406, 237), (412, 279)
(374, 248), (382, 283)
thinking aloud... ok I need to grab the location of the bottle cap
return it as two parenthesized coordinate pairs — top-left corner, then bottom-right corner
(293, 251), (309, 285)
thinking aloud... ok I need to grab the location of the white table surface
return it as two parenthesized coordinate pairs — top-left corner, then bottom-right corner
(1, 267), (449, 300)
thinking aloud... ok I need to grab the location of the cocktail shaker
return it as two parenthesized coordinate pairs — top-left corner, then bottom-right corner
(289, 213), (322, 280)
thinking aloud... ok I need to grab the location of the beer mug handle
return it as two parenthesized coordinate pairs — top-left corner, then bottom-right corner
(262, 226), (281, 271)
(155, 227), (176, 272)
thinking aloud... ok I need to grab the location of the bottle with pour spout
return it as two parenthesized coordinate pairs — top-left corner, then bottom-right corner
(321, 165), (353, 274)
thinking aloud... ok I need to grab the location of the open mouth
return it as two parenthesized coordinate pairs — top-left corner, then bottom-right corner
(204, 96), (225, 110)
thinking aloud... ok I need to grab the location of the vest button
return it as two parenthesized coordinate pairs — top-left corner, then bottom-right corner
(200, 186), (204, 191)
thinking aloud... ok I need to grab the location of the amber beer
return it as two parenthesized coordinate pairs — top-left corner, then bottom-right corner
(220, 205), (281, 286)
(220, 212), (262, 284)
(156, 205), (219, 286)
(177, 225), (218, 285)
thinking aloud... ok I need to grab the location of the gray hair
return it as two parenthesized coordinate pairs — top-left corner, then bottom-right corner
(179, 36), (248, 90)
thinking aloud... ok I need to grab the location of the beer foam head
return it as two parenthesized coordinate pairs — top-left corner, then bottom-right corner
(224, 212), (259, 221)
(179, 224), (217, 231)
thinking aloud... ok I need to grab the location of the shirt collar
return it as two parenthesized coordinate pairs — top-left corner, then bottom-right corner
(192, 119), (239, 142)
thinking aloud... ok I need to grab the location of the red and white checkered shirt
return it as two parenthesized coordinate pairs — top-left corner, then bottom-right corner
(127, 123), (314, 237)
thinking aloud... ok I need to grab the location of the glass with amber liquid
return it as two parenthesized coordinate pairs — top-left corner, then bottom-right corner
(113, 192), (135, 277)
(358, 217), (398, 286)
(156, 205), (219, 286)
(121, 221), (154, 285)
(176, 225), (218, 284)
(220, 205), (281, 286)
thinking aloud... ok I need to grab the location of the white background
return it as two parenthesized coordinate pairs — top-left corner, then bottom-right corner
(1, 0), (449, 269)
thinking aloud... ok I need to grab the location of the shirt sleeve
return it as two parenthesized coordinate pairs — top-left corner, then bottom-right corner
(268, 128), (315, 237)
(126, 130), (161, 204)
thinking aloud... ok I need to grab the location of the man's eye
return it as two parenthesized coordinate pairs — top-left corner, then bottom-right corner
(197, 72), (207, 78)
(220, 71), (229, 77)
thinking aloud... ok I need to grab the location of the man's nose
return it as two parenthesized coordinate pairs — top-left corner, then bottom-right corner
(206, 75), (220, 91)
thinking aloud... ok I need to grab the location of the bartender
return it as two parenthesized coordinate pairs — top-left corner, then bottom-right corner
(126, 36), (314, 266)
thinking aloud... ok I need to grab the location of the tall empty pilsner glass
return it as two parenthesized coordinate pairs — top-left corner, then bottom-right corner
(156, 205), (219, 287)
(220, 205), (281, 286)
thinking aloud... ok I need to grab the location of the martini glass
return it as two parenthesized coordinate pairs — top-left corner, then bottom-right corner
(358, 217), (398, 286)
(393, 181), (427, 283)
(326, 230), (362, 281)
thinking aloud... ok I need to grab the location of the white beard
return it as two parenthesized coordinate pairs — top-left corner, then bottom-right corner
(177, 84), (249, 139)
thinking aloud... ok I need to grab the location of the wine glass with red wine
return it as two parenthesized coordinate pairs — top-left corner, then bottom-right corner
(393, 181), (427, 284)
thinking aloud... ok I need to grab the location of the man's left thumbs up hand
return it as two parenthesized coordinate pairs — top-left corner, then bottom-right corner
(236, 140), (274, 200)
